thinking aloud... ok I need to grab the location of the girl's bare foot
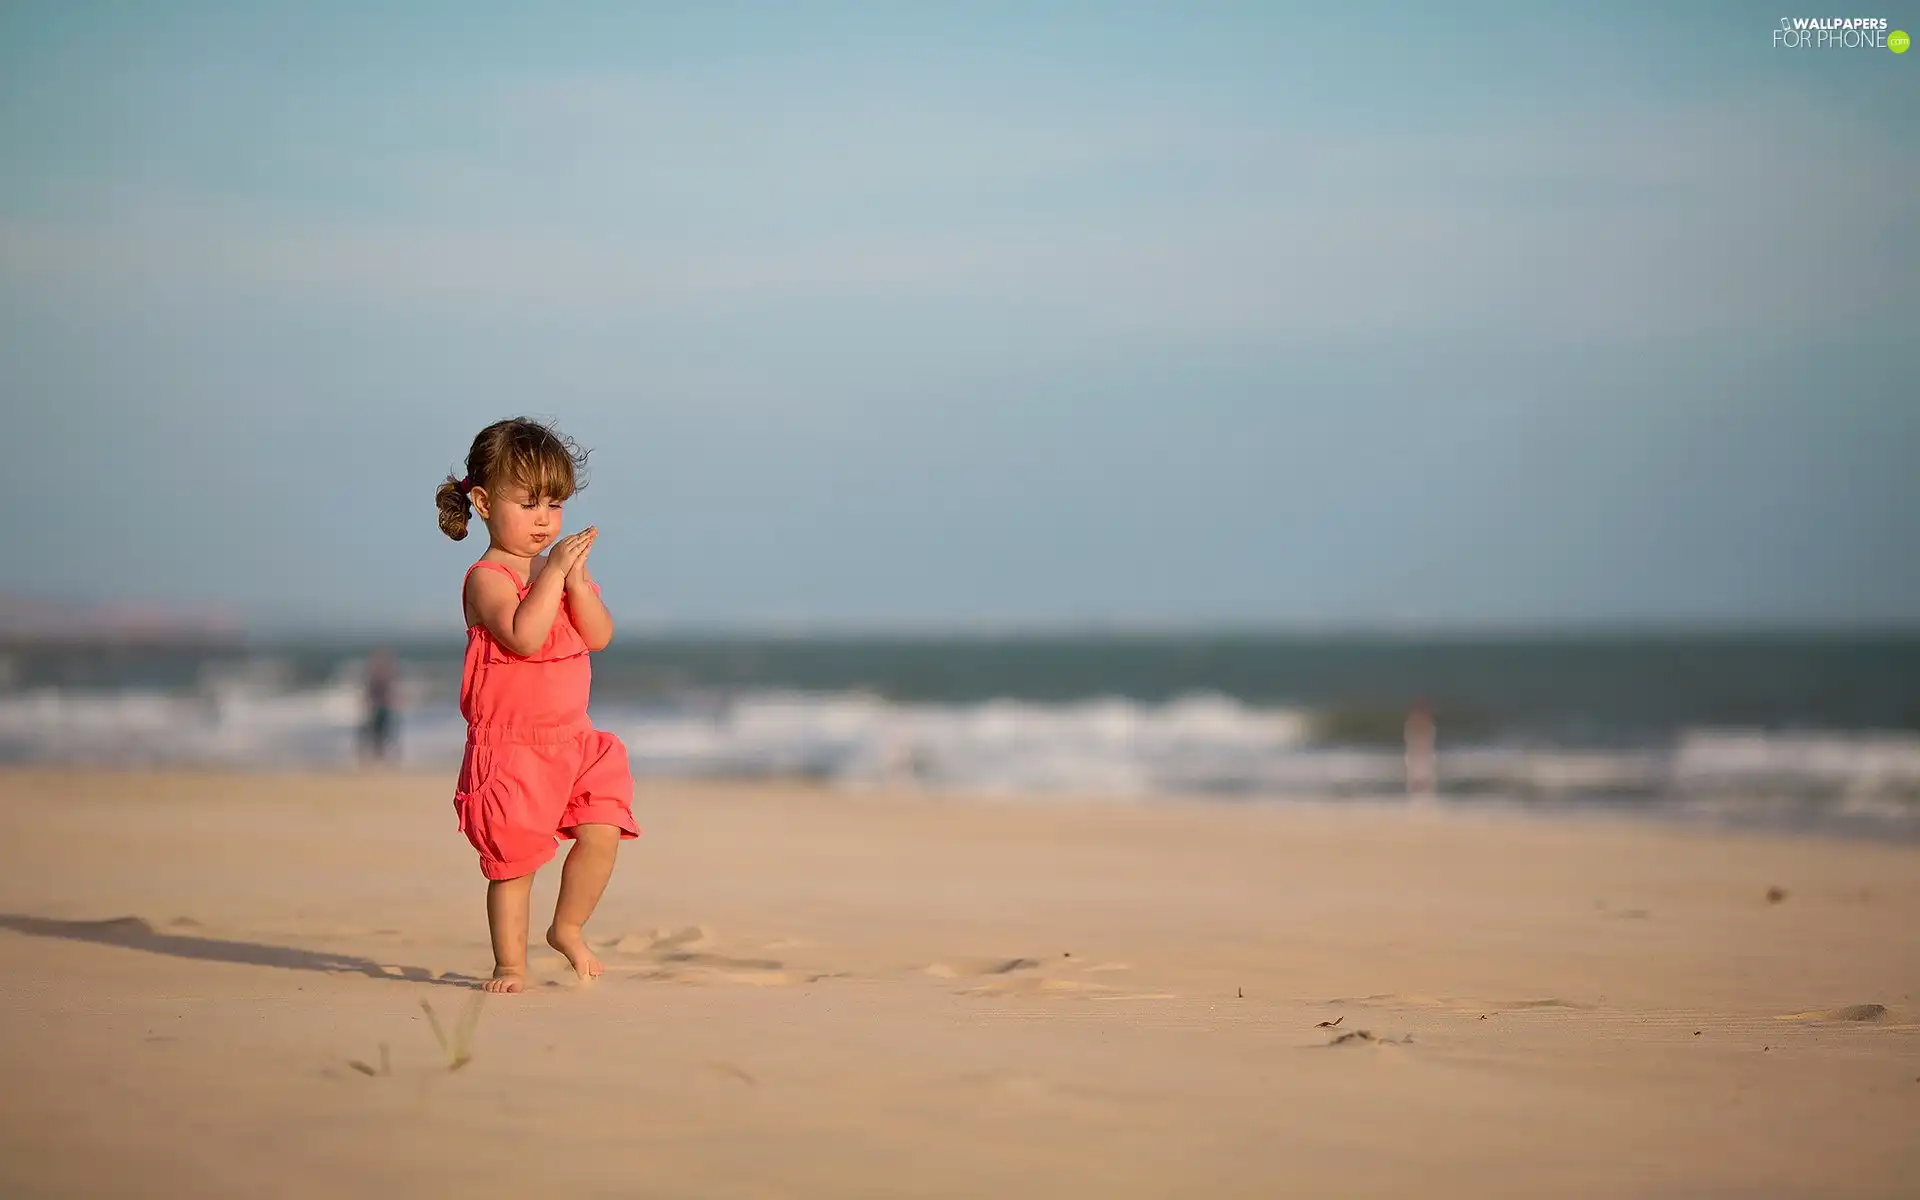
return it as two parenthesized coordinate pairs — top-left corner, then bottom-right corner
(546, 923), (603, 980)
(485, 875), (534, 995)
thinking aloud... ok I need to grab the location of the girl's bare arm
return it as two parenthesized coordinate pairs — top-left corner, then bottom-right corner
(565, 555), (614, 651)
(467, 568), (568, 657)
(468, 530), (595, 656)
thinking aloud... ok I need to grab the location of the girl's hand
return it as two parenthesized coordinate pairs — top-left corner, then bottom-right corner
(567, 534), (595, 581)
(547, 527), (597, 577)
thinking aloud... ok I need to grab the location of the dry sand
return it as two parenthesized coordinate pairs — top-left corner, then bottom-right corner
(0, 768), (1914, 1198)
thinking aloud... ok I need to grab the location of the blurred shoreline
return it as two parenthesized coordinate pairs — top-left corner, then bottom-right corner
(1, 630), (1916, 838)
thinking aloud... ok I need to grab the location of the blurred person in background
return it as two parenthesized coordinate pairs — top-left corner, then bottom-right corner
(360, 647), (398, 765)
(1405, 697), (1436, 801)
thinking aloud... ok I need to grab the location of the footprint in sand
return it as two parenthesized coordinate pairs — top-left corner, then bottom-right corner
(968, 976), (1108, 997)
(1326, 1029), (1416, 1047)
(1326, 994), (1590, 1012)
(1775, 1003), (1889, 1023)
(606, 925), (822, 987)
(1324, 993), (1447, 1009)
(922, 955), (1146, 999)
(923, 957), (1042, 980)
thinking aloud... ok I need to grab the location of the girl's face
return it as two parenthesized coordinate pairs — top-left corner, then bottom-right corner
(474, 482), (564, 558)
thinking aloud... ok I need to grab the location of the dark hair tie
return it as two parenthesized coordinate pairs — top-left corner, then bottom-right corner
(456, 476), (473, 493)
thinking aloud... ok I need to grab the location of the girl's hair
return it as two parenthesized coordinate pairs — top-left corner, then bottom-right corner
(435, 417), (591, 541)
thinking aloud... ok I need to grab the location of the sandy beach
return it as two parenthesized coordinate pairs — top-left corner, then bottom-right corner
(0, 769), (1913, 1198)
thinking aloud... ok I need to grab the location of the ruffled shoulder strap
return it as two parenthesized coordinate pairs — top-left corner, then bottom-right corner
(464, 560), (528, 590)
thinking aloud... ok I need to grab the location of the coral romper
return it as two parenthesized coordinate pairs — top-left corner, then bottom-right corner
(454, 561), (638, 880)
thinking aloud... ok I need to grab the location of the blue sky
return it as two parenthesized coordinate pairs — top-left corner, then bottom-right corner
(1, 2), (1914, 631)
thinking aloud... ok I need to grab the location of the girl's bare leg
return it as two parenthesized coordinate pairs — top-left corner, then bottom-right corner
(485, 874), (535, 993)
(547, 823), (621, 980)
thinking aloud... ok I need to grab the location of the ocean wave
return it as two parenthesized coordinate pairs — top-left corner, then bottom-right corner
(1672, 729), (1920, 790)
(0, 684), (1914, 834)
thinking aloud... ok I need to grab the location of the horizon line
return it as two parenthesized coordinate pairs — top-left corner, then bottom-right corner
(222, 615), (1920, 644)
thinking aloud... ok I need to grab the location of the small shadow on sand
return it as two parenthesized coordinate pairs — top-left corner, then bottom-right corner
(0, 914), (481, 989)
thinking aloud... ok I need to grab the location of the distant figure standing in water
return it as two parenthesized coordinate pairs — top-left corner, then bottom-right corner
(361, 648), (398, 764)
(1404, 697), (1436, 801)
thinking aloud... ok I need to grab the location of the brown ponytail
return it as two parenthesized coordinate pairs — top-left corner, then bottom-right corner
(435, 476), (473, 541)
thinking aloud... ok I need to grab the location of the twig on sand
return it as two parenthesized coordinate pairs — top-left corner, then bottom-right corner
(347, 1044), (391, 1078)
(421, 993), (486, 1071)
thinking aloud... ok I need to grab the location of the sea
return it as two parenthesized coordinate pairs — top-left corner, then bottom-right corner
(2, 632), (1917, 838)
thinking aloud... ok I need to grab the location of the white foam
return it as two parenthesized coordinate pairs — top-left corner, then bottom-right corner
(0, 683), (1914, 832)
(1673, 729), (1920, 787)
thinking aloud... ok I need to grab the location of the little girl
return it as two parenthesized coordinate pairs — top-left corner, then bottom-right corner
(434, 417), (639, 993)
